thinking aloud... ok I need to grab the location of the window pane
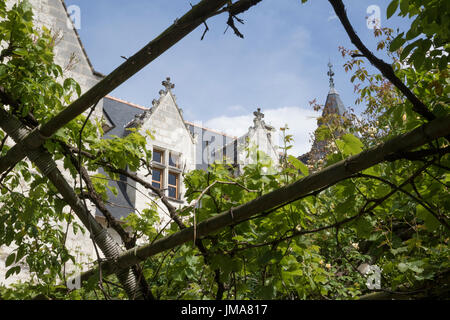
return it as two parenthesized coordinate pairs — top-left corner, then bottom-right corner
(169, 153), (179, 167)
(168, 186), (177, 198)
(152, 182), (161, 189)
(168, 172), (177, 186)
(153, 150), (162, 163)
(152, 170), (161, 182)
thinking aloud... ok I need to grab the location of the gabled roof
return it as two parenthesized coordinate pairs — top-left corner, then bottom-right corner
(215, 108), (278, 163)
(186, 121), (237, 170)
(123, 78), (196, 144)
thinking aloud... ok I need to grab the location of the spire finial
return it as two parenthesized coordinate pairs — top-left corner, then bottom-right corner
(327, 62), (335, 89)
(162, 77), (175, 92)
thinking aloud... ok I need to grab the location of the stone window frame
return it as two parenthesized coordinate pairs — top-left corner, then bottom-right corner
(151, 146), (183, 201)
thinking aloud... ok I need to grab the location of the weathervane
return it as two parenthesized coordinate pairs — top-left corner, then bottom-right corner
(327, 62), (335, 89)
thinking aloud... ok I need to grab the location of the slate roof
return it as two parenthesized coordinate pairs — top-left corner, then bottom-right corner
(96, 96), (149, 219)
(323, 62), (346, 118)
(323, 87), (346, 118)
(185, 122), (237, 171)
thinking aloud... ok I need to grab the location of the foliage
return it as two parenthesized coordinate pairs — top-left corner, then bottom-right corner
(0, 0), (151, 290)
(387, 0), (449, 71)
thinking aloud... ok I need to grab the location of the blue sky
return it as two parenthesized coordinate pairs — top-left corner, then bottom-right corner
(64, 0), (410, 155)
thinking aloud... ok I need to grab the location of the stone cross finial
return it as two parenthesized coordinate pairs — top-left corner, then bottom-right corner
(327, 62), (335, 89)
(253, 108), (264, 122)
(162, 77), (175, 92)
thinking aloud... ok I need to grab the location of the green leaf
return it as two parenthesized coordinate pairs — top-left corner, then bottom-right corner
(400, 40), (419, 60)
(387, 0), (399, 19)
(336, 134), (364, 156)
(5, 266), (20, 279)
(335, 197), (355, 220)
(315, 125), (331, 142)
(15, 246), (26, 263)
(399, 0), (409, 14)
(355, 216), (373, 239)
(12, 48), (28, 57)
(410, 48), (425, 69)
(416, 205), (440, 232)
(5, 253), (16, 267)
(288, 155), (309, 176)
(390, 33), (406, 52)
(398, 262), (408, 272)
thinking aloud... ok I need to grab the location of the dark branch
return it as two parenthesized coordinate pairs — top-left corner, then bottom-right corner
(356, 172), (450, 230)
(328, 0), (436, 122)
(385, 146), (450, 162)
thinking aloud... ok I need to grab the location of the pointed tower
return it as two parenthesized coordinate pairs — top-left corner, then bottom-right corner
(299, 62), (347, 164)
(319, 62), (346, 125)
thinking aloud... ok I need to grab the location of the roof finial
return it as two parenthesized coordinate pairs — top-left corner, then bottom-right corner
(253, 108), (266, 128)
(254, 108), (264, 122)
(162, 77), (175, 92)
(327, 62), (335, 89)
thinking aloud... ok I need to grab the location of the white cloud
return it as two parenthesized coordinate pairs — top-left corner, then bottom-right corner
(201, 106), (320, 156)
(328, 14), (338, 21)
(328, 10), (338, 21)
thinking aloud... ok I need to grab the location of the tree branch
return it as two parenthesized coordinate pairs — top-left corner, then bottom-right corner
(328, 0), (436, 122)
(356, 172), (449, 230)
(0, 108), (146, 300)
(227, 161), (431, 253)
(66, 144), (230, 299)
(385, 146), (450, 162)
